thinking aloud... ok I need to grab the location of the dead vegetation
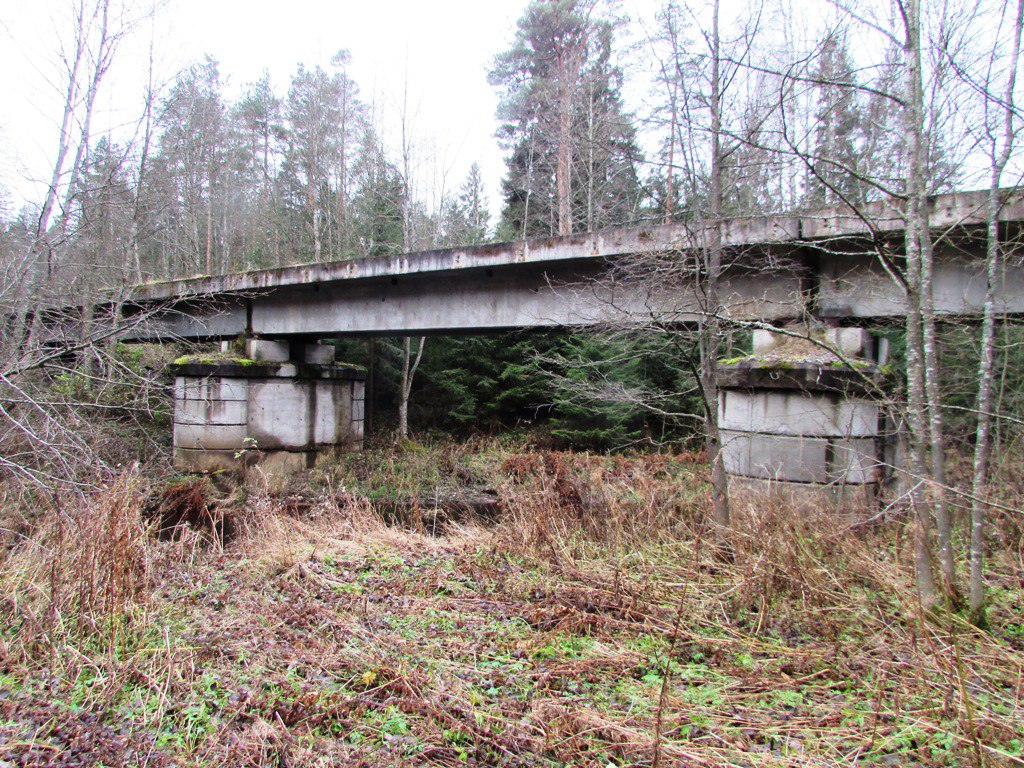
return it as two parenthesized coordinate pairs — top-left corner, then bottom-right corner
(0, 443), (1022, 767)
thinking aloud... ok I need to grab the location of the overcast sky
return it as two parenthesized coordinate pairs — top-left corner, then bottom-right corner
(0, 0), (665, 220)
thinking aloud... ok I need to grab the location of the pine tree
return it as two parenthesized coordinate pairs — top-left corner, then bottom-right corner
(280, 56), (365, 263)
(490, 0), (642, 239)
(151, 57), (227, 277)
(805, 32), (863, 208)
(229, 73), (285, 268)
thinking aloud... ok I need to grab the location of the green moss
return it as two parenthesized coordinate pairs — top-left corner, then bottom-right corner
(718, 355), (754, 366)
(172, 354), (257, 366)
(824, 359), (874, 369)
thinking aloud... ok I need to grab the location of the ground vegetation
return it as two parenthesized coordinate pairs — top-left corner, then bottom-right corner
(1, 442), (1022, 766)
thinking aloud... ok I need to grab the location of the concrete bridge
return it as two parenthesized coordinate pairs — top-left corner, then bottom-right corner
(114, 189), (1024, 501)
(123, 189), (1024, 341)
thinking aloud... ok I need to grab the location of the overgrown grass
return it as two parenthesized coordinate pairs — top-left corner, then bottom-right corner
(1, 441), (1022, 766)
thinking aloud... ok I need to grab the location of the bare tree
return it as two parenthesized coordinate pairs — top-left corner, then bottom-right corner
(0, 0), (168, 491)
(395, 75), (427, 441)
(969, 0), (1024, 624)
(899, 0), (940, 607)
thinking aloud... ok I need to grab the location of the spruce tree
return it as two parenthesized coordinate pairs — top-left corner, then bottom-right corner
(805, 32), (863, 208)
(438, 163), (490, 247)
(489, 0), (643, 239)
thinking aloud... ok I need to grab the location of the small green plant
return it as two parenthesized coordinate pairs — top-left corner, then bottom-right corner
(234, 436), (259, 460)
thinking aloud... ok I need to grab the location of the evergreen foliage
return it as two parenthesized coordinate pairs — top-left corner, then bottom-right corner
(490, 0), (644, 239)
(805, 32), (863, 208)
(335, 330), (701, 451)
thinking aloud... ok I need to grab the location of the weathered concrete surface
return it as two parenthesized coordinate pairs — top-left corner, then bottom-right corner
(131, 215), (803, 302)
(719, 390), (877, 437)
(720, 430), (878, 484)
(717, 327), (887, 493)
(815, 245), (1024, 319)
(716, 361), (882, 395)
(172, 360), (365, 474)
(246, 338), (290, 362)
(752, 327), (874, 358)
(119, 188), (1024, 341)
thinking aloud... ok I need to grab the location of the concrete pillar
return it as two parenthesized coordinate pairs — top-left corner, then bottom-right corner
(718, 326), (887, 509)
(303, 342), (336, 365)
(171, 346), (365, 476)
(245, 338), (291, 362)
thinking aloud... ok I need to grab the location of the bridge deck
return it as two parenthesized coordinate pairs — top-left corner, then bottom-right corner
(117, 189), (1024, 341)
(132, 189), (1021, 303)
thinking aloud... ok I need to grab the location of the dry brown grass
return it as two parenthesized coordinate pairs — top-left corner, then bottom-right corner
(1, 470), (152, 660)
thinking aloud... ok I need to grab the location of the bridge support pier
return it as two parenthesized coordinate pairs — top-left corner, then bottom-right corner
(717, 326), (888, 510)
(171, 340), (365, 476)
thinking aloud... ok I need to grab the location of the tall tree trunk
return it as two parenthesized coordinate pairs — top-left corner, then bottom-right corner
(205, 185), (213, 275)
(130, 42), (155, 284)
(398, 336), (425, 440)
(921, 222), (954, 595)
(704, 0), (730, 531)
(902, 0), (938, 608)
(366, 338), (376, 435)
(312, 196), (322, 262)
(586, 84), (595, 231)
(36, 0), (116, 283)
(665, 78), (678, 225)
(557, 81), (573, 236)
(555, 38), (583, 237)
(396, 80), (425, 440)
(36, 0), (88, 248)
(970, 0), (1023, 624)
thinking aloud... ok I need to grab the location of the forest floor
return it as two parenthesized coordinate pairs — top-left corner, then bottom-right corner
(1, 442), (1023, 767)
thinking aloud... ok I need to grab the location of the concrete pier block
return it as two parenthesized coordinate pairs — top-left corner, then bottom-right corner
(170, 356), (366, 477)
(752, 329), (777, 355)
(245, 338), (290, 362)
(749, 325), (875, 360)
(304, 343), (335, 364)
(248, 380), (311, 450)
(831, 438), (879, 484)
(834, 328), (872, 357)
(173, 422), (249, 451)
(719, 390), (877, 437)
(174, 397), (247, 426)
(717, 348), (888, 509)
(720, 430), (829, 483)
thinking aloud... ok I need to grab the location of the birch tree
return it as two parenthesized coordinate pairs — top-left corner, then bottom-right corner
(968, 0), (1023, 624)
(0, 0), (166, 490)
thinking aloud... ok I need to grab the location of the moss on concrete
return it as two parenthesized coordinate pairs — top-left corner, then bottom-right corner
(172, 353), (257, 366)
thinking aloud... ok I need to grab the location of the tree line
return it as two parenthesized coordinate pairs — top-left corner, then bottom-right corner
(3, 0), (988, 288)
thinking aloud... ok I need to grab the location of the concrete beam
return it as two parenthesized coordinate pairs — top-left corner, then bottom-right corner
(113, 187), (1024, 342)
(129, 187), (1021, 304)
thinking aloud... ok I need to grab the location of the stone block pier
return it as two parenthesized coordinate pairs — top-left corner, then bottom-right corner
(171, 340), (365, 475)
(717, 327), (888, 507)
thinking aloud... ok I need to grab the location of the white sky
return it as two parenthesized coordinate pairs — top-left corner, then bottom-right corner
(0, 0), (663, 221)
